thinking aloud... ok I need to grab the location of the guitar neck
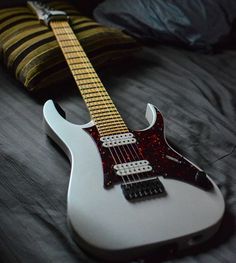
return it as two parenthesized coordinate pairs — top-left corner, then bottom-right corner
(50, 20), (128, 136)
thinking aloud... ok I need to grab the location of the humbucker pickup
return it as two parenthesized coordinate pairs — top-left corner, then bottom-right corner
(100, 133), (136, 147)
(114, 160), (152, 176)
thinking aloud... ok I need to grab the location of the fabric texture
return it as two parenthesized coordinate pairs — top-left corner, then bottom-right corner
(0, 43), (236, 262)
(0, 1), (139, 92)
(94, 0), (236, 50)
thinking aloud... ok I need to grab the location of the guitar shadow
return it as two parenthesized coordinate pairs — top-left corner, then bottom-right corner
(129, 209), (235, 263)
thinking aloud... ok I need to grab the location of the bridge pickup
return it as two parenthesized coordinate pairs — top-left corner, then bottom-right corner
(114, 160), (152, 176)
(121, 177), (166, 201)
(100, 133), (136, 147)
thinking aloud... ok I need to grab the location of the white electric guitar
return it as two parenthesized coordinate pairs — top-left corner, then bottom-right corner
(28, 2), (225, 261)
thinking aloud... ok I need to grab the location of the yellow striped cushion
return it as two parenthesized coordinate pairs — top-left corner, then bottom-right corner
(0, 1), (139, 92)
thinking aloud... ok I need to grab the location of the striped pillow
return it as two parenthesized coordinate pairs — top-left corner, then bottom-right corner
(0, 1), (139, 92)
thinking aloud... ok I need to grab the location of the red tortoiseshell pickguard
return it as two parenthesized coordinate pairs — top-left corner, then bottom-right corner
(84, 109), (212, 191)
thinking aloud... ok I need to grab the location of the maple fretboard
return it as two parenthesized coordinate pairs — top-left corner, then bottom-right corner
(50, 21), (129, 136)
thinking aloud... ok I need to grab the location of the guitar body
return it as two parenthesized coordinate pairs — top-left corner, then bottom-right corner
(43, 100), (224, 261)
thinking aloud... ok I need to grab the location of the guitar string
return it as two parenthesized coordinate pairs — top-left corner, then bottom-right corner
(120, 145), (140, 181)
(52, 23), (130, 187)
(67, 21), (152, 184)
(51, 22), (134, 185)
(52, 21), (151, 184)
(55, 22), (151, 183)
(51, 22), (133, 185)
(55, 21), (152, 183)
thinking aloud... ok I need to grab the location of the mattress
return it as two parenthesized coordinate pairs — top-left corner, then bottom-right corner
(0, 44), (236, 262)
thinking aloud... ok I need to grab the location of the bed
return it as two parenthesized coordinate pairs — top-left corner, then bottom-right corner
(0, 1), (236, 263)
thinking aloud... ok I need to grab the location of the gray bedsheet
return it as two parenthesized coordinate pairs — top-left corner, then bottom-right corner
(0, 44), (236, 263)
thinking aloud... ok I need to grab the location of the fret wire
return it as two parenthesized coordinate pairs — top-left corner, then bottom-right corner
(99, 130), (128, 135)
(67, 59), (91, 64)
(81, 90), (107, 96)
(87, 97), (112, 102)
(63, 49), (87, 55)
(73, 72), (95, 76)
(76, 83), (103, 88)
(93, 113), (121, 119)
(91, 109), (120, 114)
(63, 50), (85, 55)
(70, 66), (94, 70)
(98, 123), (126, 130)
(86, 98), (111, 103)
(69, 63), (93, 67)
(97, 119), (126, 125)
(52, 26), (67, 29)
(96, 115), (122, 123)
(99, 128), (128, 134)
(100, 128), (128, 132)
(76, 81), (101, 87)
(67, 55), (89, 60)
(91, 111), (121, 117)
(80, 87), (106, 92)
(92, 115), (122, 122)
(87, 104), (114, 109)
(85, 99), (111, 104)
(73, 74), (100, 81)
(59, 39), (73, 43)
(56, 32), (75, 36)
(62, 44), (80, 48)
(89, 108), (119, 114)
(74, 77), (100, 81)
(96, 121), (124, 127)
(73, 71), (100, 77)
(85, 96), (110, 101)
(81, 88), (107, 94)
(88, 104), (115, 110)
(80, 85), (104, 91)
(94, 116), (122, 122)
(87, 103), (114, 108)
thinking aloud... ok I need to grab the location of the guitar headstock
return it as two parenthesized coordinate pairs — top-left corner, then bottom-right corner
(27, 1), (68, 26)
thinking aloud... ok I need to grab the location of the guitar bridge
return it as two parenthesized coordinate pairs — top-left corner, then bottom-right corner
(121, 177), (166, 201)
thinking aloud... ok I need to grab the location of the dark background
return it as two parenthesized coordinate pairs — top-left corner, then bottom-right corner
(0, 0), (103, 15)
(0, 1), (236, 263)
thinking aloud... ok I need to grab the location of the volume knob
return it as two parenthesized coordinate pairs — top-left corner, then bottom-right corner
(195, 171), (213, 190)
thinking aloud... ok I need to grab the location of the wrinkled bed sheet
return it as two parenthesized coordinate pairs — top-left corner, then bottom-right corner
(0, 44), (236, 263)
